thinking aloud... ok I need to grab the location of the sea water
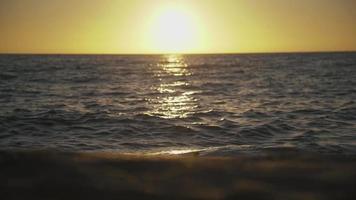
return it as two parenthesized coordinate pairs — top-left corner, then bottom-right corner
(1, 53), (355, 155)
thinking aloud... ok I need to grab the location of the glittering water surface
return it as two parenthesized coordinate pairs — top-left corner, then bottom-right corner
(0, 53), (356, 155)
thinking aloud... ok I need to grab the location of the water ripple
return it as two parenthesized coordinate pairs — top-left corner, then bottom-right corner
(1, 53), (356, 155)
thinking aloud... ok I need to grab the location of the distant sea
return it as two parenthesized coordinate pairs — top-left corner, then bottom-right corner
(1, 53), (355, 155)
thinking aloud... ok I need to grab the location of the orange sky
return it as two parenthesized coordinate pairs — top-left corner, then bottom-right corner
(1, 0), (355, 54)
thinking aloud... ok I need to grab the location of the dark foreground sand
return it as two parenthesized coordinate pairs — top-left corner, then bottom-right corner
(1, 151), (355, 200)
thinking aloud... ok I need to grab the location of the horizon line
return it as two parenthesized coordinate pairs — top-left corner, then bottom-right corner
(0, 50), (355, 56)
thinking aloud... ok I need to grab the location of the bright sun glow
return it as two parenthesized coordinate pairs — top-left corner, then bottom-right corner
(147, 5), (200, 53)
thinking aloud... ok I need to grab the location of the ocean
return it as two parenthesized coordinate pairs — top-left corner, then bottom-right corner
(1, 53), (355, 155)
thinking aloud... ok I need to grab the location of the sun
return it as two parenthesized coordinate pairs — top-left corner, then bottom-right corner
(147, 5), (200, 53)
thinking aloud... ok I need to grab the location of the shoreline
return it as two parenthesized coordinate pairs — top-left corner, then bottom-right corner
(1, 150), (355, 200)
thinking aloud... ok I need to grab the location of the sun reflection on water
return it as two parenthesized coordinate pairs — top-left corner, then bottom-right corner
(156, 55), (191, 77)
(146, 55), (198, 119)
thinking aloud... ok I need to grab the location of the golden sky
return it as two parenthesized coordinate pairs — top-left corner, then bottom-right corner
(1, 0), (355, 54)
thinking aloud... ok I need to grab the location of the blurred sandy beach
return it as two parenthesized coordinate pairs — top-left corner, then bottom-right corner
(1, 151), (355, 200)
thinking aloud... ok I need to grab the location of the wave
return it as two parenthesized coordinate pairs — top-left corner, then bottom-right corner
(1, 53), (356, 155)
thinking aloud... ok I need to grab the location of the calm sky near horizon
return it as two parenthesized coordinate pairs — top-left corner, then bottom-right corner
(0, 0), (355, 54)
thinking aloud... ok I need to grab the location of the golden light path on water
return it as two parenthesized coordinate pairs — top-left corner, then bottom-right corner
(145, 55), (199, 119)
